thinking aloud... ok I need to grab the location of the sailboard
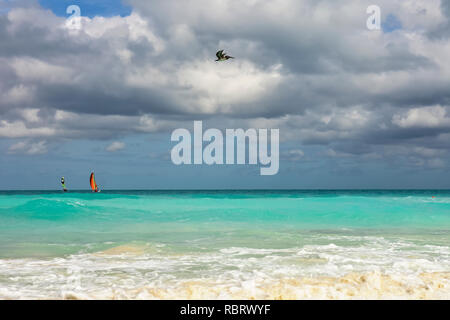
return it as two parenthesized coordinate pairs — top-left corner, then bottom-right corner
(90, 172), (100, 193)
(61, 177), (68, 192)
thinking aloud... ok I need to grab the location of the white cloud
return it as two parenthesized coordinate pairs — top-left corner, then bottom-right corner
(412, 146), (445, 158)
(2, 84), (35, 104)
(20, 108), (40, 123)
(325, 149), (353, 158)
(286, 149), (305, 161)
(106, 141), (125, 152)
(27, 141), (47, 155)
(392, 105), (450, 128)
(173, 61), (283, 114)
(8, 140), (48, 155)
(7, 141), (27, 154)
(0, 120), (56, 138)
(10, 57), (75, 84)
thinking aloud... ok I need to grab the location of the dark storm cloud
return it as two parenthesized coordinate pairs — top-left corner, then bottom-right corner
(35, 84), (177, 116)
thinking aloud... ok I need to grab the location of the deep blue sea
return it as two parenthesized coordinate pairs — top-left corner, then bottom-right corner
(0, 190), (449, 299)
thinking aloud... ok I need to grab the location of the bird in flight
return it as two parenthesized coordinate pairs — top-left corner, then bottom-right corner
(215, 50), (234, 61)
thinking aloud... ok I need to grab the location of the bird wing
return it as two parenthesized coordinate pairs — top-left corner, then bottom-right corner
(216, 50), (224, 59)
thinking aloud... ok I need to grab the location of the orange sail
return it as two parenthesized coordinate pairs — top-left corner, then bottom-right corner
(90, 172), (98, 192)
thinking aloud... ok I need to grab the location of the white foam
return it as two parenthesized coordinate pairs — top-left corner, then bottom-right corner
(0, 236), (449, 299)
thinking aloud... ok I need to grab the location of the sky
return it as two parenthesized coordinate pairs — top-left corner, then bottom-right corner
(0, 0), (450, 189)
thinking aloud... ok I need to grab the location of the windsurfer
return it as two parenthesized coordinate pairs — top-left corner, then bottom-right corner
(61, 177), (68, 192)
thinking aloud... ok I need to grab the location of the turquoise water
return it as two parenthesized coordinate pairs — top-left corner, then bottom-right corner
(0, 190), (449, 299)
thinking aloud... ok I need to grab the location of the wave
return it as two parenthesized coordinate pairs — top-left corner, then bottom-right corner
(1, 270), (449, 300)
(1, 192), (450, 228)
(0, 240), (449, 300)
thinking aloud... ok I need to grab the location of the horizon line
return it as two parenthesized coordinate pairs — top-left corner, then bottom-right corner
(1, 188), (449, 192)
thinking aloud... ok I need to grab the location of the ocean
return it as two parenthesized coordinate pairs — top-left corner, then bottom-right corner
(0, 190), (449, 299)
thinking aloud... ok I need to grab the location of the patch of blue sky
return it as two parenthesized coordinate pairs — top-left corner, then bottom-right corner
(382, 14), (403, 33)
(38, 0), (131, 18)
(0, 0), (13, 14)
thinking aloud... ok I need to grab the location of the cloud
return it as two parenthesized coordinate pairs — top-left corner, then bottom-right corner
(427, 158), (446, 169)
(8, 140), (48, 155)
(284, 149), (305, 161)
(428, 0), (450, 38)
(0, 0), (450, 171)
(0, 120), (56, 138)
(325, 148), (354, 158)
(106, 141), (125, 152)
(392, 106), (450, 129)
